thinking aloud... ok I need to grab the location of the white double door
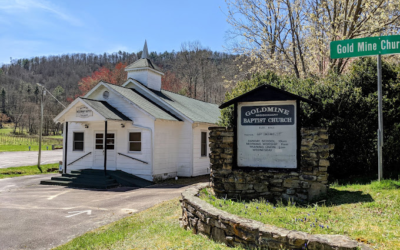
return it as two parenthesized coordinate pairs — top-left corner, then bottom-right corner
(93, 132), (117, 170)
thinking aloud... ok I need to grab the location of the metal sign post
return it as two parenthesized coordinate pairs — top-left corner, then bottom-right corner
(330, 35), (400, 181)
(377, 54), (383, 181)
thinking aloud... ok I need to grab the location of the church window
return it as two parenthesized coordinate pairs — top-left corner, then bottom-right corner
(103, 91), (109, 99)
(129, 132), (141, 152)
(201, 132), (207, 157)
(73, 132), (84, 151)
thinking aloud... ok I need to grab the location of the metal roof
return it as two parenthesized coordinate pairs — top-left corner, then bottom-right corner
(106, 84), (180, 121)
(80, 98), (131, 121)
(151, 90), (220, 124)
(219, 84), (319, 109)
(125, 58), (163, 73)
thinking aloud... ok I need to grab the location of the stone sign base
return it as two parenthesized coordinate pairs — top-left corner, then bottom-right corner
(180, 183), (371, 250)
(209, 127), (333, 202)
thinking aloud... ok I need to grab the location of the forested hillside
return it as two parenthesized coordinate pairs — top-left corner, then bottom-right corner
(0, 42), (242, 135)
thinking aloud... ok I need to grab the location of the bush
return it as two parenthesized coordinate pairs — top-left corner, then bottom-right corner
(219, 58), (400, 180)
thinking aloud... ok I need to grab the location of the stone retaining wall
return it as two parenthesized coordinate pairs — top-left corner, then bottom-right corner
(209, 127), (333, 201)
(180, 183), (371, 250)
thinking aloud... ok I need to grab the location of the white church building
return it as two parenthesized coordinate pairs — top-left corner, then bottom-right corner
(53, 42), (220, 182)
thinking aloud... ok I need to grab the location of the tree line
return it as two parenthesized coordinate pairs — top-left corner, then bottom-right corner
(0, 42), (243, 135)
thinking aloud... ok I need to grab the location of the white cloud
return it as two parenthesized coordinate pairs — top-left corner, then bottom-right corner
(0, 0), (82, 26)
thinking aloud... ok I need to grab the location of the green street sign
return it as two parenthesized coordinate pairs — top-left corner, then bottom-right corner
(330, 35), (400, 59)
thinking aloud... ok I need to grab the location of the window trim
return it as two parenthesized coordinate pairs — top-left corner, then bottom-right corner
(128, 130), (142, 154)
(73, 131), (85, 152)
(200, 131), (207, 157)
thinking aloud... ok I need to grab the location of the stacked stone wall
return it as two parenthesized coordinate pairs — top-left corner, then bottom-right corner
(209, 127), (333, 201)
(180, 184), (371, 250)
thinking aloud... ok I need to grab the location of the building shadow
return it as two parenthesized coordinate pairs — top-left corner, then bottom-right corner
(325, 189), (374, 206)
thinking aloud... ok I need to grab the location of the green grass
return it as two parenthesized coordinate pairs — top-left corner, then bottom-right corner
(0, 145), (55, 152)
(54, 198), (240, 250)
(0, 163), (59, 179)
(0, 128), (13, 134)
(0, 129), (62, 152)
(200, 180), (400, 250)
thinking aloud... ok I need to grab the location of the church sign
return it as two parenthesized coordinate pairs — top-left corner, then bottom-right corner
(219, 84), (317, 171)
(76, 106), (93, 118)
(237, 101), (297, 168)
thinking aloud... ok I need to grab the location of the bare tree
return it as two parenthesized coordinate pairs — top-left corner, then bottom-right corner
(225, 0), (400, 76)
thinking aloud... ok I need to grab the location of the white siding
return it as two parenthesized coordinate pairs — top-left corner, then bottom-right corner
(64, 121), (94, 173)
(177, 121), (193, 177)
(153, 120), (182, 180)
(127, 70), (162, 91)
(60, 86), (155, 181)
(192, 124), (212, 176)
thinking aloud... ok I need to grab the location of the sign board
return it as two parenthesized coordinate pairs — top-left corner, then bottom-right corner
(237, 101), (297, 169)
(330, 35), (400, 59)
(76, 106), (93, 118)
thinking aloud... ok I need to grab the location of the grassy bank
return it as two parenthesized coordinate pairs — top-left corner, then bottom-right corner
(0, 127), (62, 152)
(0, 145), (55, 152)
(0, 163), (59, 179)
(200, 180), (400, 250)
(54, 198), (238, 250)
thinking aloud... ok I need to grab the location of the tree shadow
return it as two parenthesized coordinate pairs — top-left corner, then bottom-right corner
(324, 189), (374, 206)
(333, 175), (376, 185)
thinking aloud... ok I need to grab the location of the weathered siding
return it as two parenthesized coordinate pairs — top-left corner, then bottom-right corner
(192, 124), (212, 176)
(153, 120), (182, 180)
(177, 121), (193, 177)
(61, 86), (155, 181)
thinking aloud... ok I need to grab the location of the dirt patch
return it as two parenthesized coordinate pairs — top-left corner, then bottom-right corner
(2, 171), (23, 175)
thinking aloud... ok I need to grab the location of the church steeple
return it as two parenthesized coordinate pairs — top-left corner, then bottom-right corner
(141, 40), (149, 59)
(124, 40), (164, 91)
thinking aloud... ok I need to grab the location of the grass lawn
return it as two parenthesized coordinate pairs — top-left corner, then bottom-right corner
(0, 163), (59, 179)
(0, 126), (62, 152)
(54, 198), (240, 250)
(0, 145), (54, 152)
(0, 128), (13, 134)
(200, 180), (400, 250)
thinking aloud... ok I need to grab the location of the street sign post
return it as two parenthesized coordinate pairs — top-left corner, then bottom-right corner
(330, 35), (400, 181)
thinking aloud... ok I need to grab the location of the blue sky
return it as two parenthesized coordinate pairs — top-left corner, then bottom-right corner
(0, 0), (231, 64)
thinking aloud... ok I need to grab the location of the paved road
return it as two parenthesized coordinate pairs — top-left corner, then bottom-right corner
(0, 150), (63, 168)
(0, 174), (198, 250)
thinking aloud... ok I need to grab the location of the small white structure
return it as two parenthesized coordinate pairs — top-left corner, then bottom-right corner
(54, 42), (220, 181)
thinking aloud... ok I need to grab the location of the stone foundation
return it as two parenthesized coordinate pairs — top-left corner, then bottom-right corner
(209, 127), (333, 201)
(180, 183), (371, 250)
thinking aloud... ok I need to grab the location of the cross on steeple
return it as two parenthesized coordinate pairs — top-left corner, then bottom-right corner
(141, 40), (149, 59)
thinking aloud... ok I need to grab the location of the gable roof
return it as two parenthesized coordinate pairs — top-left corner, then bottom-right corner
(105, 83), (180, 121)
(219, 84), (319, 109)
(150, 89), (220, 124)
(80, 98), (131, 121)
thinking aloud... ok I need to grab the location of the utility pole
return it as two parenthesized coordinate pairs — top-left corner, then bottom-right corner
(37, 83), (45, 172)
(36, 83), (65, 173)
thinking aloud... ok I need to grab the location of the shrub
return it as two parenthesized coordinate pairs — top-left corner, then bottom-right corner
(219, 58), (400, 179)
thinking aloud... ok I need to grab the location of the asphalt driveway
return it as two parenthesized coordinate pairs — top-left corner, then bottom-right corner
(0, 150), (63, 168)
(0, 174), (199, 250)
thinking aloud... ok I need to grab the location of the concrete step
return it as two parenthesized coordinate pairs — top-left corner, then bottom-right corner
(51, 176), (117, 185)
(107, 170), (154, 188)
(62, 173), (113, 179)
(40, 180), (119, 189)
(71, 170), (105, 176)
